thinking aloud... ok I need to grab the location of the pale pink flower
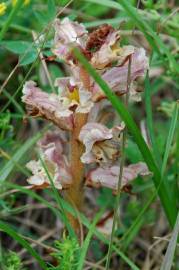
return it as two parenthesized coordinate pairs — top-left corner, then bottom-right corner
(38, 131), (66, 154)
(55, 77), (94, 114)
(53, 17), (87, 63)
(91, 48), (148, 101)
(97, 211), (114, 236)
(79, 123), (124, 164)
(26, 132), (72, 189)
(22, 81), (74, 130)
(90, 30), (135, 70)
(87, 162), (151, 191)
(90, 30), (121, 69)
(22, 80), (94, 130)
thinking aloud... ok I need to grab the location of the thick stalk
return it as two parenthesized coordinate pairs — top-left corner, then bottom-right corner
(65, 64), (90, 236)
(66, 113), (87, 236)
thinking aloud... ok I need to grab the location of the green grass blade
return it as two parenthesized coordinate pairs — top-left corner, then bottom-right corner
(39, 154), (76, 239)
(161, 102), (179, 176)
(73, 48), (177, 227)
(105, 57), (132, 270)
(0, 0), (24, 41)
(144, 72), (161, 165)
(61, 200), (140, 270)
(119, 192), (156, 247)
(3, 89), (24, 114)
(7, 183), (139, 269)
(84, 18), (124, 28)
(0, 130), (46, 183)
(0, 221), (47, 270)
(122, 218), (144, 250)
(161, 211), (179, 270)
(5, 183), (62, 220)
(77, 209), (105, 270)
(118, 0), (179, 73)
(0, 21), (31, 34)
(173, 125), (179, 201)
(84, 0), (123, 10)
(112, 246), (140, 270)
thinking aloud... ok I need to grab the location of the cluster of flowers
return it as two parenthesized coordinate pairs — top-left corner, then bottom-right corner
(22, 18), (150, 193)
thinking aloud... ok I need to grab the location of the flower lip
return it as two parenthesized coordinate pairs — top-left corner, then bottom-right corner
(79, 123), (124, 164)
(22, 81), (74, 130)
(89, 29), (121, 69)
(86, 162), (151, 191)
(26, 132), (72, 189)
(55, 77), (94, 114)
(91, 47), (148, 102)
(53, 17), (88, 62)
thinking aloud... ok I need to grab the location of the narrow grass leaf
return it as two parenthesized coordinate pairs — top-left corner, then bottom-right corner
(118, 0), (179, 73)
(8, 183), (139, 270)
(122, 218), (144, 250)
(161, 102), (179, 176)
(84, 18), (124, 28)
(161, 211), (179, 270)
(39, 154), (76, 239)
(3, 89), (24, 114)
(84, 0), (123, 10)
(48, 0), (56, 20)
(0, 131), (45, 183)
(51, 199), (140, 270)
(119, 192), (156, 246)
(118, 100), (178, 248)
(144, 72), (161, 165)
(77, 209), (105, 270)
(0, 21), (32, 34)
(73, 48), (177, 227)
(6, 183), (62, 220)
(106, 56), (132, 270)
(0, 0), (24, 41)
(0, 221), (47, 270)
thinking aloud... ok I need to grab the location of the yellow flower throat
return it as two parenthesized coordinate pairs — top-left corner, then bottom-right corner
(68, 87), (80, 103)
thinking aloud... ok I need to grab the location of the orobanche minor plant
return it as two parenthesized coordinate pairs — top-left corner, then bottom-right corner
(22, 18), (150, 235)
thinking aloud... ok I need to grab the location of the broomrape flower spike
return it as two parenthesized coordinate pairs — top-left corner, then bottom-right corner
(22, 17), (150, 234)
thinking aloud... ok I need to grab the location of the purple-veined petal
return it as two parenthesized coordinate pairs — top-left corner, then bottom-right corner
(97, 211), (114, 236)
(92, 48), (148, 101)
(22, 81), (74, 130)
(87, 162), (151, 191)
(53, 17), (87, 62)
(79, 123), (123, 164)
(90, 30), (121, 69)
(26, 161), (46, 186)
(55, 77), (94, 114)
(76, 89), (94, 113)
(26, 133), (72, 189)
(55, 77), (72, 95)
(38, 131), (67, 154)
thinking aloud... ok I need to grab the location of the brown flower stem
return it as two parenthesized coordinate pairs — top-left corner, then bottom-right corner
(65, 113), (87, 236)
(65, 64), (90, 237)
(79, 67), (91, 90)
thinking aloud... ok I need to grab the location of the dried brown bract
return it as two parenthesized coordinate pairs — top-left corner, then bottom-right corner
(86, 24), (114, 53)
